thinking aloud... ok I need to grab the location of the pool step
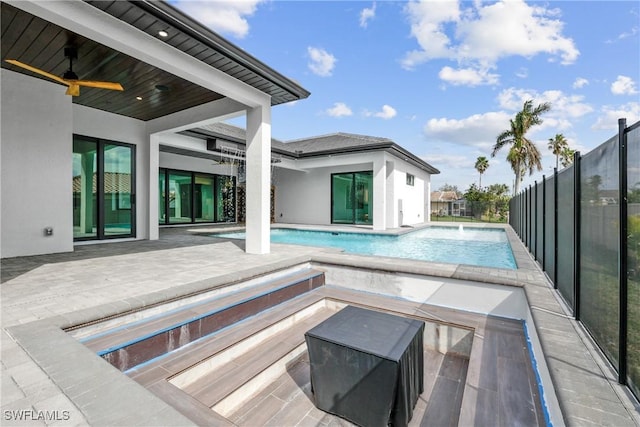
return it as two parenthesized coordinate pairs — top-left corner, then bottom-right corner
(180, 306), (338, 414)
(81, 267), (325, 371)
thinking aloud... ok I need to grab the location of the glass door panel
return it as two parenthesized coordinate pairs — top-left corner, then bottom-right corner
(355, 172), (373, 225)
(332, 173), (355, 224)
(194, 174), (215, 222)
(73, 138), (98, 239)
(169, 171), (192, 223)
(103, 144), (134, 237)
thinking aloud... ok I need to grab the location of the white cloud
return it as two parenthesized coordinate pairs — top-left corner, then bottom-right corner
(360, 3), (376, 28)
(402, 0), (579, 86)
(422, 153), (473, 170)
(592, 102), (640, 130)
(611, 75), (638, 95)
(364, 104), (397, 119)
(326, 102), (353, 118)
(573, 77), (589, 89)
(438, 66), (499, 86)
(170, 1), (263, 39)
(423, 111), (512, 148)
(497, 87), (593, 120)
(307, 47), (336, 77)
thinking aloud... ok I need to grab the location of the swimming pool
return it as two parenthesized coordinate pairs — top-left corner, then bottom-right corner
(215, 226), (517, 269)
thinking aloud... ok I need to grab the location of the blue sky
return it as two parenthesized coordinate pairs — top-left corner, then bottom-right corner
(170, 0), (639, 194)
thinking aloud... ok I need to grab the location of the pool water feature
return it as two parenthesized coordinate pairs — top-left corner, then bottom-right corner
(215, 226), (517, 269)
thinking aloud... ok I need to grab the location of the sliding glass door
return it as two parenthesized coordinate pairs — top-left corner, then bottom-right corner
(73, 136), (135, 240)
(159, 169), (236, 224)
(331, 171), (373, 225)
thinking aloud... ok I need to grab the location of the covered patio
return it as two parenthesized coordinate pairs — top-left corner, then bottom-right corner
(1, 0), (309, 258)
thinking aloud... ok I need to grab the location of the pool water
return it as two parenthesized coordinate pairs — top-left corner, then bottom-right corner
(215, 226), (517, 269)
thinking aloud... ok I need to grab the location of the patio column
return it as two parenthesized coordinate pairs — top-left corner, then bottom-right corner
(149, 134), (160, 240)
(245, 104), (271, 254)
(373, 155), (386, 231)
(385, 160), (396, 228)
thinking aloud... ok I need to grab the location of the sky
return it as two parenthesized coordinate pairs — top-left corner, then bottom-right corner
(169, 0), (639, 194)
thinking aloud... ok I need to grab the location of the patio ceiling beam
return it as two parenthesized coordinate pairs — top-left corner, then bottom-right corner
(146, 98), (246, 135)
(6, 0), (271, 110)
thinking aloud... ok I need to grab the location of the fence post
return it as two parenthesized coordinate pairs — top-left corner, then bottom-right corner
(542, 176), (546, 269)
(574, 151), (581, 319)
(618, 118), (628, 385)
(553, 168), (558, 289)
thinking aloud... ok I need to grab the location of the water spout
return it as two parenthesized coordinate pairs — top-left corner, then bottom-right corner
(459, 224), (464, 232)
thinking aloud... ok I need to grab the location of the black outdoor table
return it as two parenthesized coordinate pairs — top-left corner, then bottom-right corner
(305, 305), (424, 427)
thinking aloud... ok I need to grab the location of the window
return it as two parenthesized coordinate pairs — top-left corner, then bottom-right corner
(331, 171), (373, 225)
(73, 136), (135, 241)
(406, 173), (415, 186)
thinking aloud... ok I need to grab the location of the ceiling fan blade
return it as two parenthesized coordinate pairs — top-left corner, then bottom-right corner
(5, 59), (70, 86)
(65, 84), (80, 97)
(74, 80), (124, 91)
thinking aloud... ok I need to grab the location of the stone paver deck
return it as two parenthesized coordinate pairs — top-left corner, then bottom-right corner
(1, 223), (639, 426)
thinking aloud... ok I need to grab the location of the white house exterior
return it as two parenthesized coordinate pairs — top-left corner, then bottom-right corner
(178, 124), (440, 230)
(1, 0), (309, 258)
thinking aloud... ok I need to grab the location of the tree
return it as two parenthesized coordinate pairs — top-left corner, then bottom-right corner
(560, 146), (576, 168)
(474, 156), (489, 188)
(492, 99), (552, 195)
(548, 133), (568, 170)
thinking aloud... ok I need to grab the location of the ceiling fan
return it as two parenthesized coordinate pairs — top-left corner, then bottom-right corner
(5, 47), (124, 96)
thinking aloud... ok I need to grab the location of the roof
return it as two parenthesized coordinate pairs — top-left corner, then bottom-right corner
(185, 124), (440, 174)
(430, 191), (460, 202)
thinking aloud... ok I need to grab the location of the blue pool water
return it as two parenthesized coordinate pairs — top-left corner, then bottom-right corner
(215, 226), (517, 269)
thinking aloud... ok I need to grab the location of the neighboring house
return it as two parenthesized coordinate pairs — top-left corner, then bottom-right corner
(176, 124), (440, 229)
(431, 191), (461, 216)
(1, 0), (309, 257)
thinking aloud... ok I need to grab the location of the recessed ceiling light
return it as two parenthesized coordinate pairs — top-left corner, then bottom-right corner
(158, 30), (168, 38)
(136, 96), (143, 101)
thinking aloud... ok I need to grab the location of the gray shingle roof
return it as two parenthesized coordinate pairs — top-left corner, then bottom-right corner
(188, 123), (440, 174)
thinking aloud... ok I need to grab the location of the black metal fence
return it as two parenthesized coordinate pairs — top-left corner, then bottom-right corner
(509, 118), (640, 401)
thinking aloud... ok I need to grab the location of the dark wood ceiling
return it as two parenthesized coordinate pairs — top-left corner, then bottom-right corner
(1, 2), (225, 121)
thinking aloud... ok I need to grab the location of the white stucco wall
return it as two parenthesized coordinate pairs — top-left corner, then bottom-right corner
(273, 151), (431, 228)
(1, 69), (74, 257)
(392, 162), (430, 226)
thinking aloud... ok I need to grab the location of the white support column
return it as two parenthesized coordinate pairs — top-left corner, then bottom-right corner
(373, 155), (387, 231)
(385, 160), (396, 229)
(425, 176), (431, 222)
(245, 104), (271, 254)
(149, 134), (160, 240)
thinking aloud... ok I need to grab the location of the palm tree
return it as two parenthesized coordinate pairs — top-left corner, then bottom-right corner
(492, 99), (552, 194)
(475, 156), (489, 188)
(548, 133), (568, 170)
(560, 146), (576, 168)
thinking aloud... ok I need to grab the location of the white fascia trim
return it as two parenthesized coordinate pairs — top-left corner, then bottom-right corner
(8, 0), (270, 109)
